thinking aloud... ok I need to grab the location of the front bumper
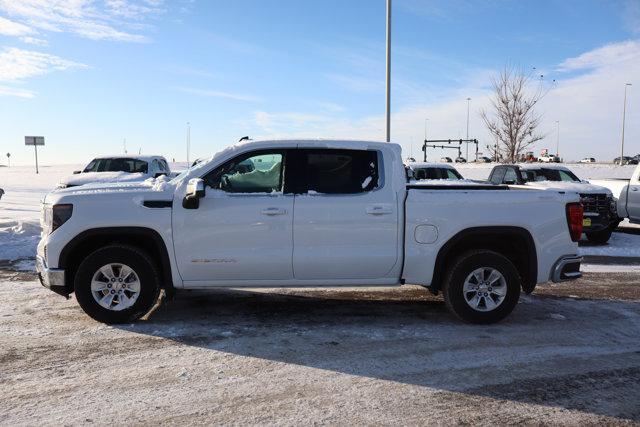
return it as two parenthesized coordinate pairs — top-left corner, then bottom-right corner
(36, 256), (69, 296)
(551, 255), (582, 282)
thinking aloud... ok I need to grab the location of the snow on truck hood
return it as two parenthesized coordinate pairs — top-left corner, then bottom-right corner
(58, 171), (149, 188)
(45, 176), (174, 204)
(524, 180), (612, 195)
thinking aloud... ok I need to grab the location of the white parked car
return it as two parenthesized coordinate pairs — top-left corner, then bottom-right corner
(488, 164), (617, 244)
(538, 153), (560, 163)
(579, 157), (596, 163)
(590, 164), (640, 224)
(57, 155), (171, 188)
(37, 139), (583, 324)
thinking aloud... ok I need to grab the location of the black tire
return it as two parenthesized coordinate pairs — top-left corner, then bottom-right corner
(585, 228), (613, 245)
(443, 250), (521, 324)
(74, 245), (161, 324)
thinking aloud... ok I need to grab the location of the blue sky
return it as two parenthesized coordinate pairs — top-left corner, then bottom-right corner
(0, 0), (639, 165)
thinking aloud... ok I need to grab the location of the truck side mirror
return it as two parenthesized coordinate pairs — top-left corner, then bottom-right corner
(182, 178), (205, 209)
(405, 167), (414, 181)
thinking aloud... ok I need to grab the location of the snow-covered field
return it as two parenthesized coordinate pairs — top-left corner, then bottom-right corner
(1, 162), (639, 268)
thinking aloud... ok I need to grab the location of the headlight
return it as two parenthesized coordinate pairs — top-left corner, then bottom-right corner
(52, 204), (73, 233)
(42, 205), (52, 235)
(42, 204), (73, 235)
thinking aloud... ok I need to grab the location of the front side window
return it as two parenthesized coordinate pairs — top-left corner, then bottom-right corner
(204, 151), (284, 193)
(301, 149), (378, 194)
(558, 170), (580, 182)
(446, 169), (463, 180)
(490, 168), (506, 184)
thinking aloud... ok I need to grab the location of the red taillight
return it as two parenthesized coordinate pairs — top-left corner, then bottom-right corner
(566, 203), (583, 242)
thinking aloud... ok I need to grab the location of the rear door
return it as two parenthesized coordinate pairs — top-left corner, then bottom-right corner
(291, 148), (399, 280)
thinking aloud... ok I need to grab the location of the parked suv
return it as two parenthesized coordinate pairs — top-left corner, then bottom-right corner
(488, 164), (617, 243)
(57, 155), (172, 188)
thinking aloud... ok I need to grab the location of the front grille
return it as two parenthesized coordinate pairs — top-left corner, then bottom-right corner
(580, 193), (611, 214)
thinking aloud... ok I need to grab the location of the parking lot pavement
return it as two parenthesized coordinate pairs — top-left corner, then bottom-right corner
(1, 271), (639, 425)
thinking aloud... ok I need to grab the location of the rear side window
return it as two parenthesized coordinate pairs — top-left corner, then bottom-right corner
(503, 168), (518, 184)
(300, 149), (379, 194)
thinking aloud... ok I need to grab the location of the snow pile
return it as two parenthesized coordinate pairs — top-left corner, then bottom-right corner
(0, 220), (40, 265)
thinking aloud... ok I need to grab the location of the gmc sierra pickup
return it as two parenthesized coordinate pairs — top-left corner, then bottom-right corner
(37, 140), (583, 324)
(489, 164), (617, 244)
(590, 164), (640, 224)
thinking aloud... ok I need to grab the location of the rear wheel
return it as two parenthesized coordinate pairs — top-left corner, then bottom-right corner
(74, 245), (161, 324)
(443, 250), (521, 324)
(585, 228), (613, 245)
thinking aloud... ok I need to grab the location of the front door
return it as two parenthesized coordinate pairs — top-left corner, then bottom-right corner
(172, 150), (293, 283)
(291, 148), (399, 280)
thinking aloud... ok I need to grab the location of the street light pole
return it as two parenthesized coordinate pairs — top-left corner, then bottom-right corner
(621, 83), (632, 165)
(555, 121), (560, 159)
(385, 0), (391, 142)
(423, 118), (428, 161)
(465, 97), (471, 160)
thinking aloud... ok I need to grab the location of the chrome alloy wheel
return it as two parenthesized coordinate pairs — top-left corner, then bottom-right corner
(462, 267), (507, 312)
(90, 263), (141, 311)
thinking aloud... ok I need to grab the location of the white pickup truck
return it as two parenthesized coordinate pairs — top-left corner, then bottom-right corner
(590, 164), (640, 224)
(37, 139), (583, 324)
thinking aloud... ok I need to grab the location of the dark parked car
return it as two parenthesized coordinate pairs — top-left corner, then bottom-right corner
(454, 157), (467, 163)
(614, 156), (639, 165)
(440, 157), (453, 163)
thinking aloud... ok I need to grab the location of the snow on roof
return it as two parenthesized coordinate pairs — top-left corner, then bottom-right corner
(233, 138), (398, 151)
(92, 154), (166, 161)
(406, 162), (456, 169)
(518, 163), (572, 172)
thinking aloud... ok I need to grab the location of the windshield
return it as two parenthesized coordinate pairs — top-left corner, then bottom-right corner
(413, 167), (463, 180)
(524, 168), (580, 182)
(83, 158), (148, 173)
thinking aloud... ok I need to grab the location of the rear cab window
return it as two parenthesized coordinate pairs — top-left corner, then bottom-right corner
(295, 149), (379, 194)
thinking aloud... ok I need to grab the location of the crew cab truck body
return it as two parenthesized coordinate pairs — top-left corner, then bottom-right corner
(37, 140), (583, 324)
(590, 164), (640, 224)
(489, 164), (618, 244)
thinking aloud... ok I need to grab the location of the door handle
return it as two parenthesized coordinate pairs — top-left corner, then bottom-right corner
(632, 187), (638, 192)
(261, 207), (287, 215)
(366, 205), (393, 215)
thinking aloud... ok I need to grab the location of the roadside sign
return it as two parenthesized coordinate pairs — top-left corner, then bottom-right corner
(25, 136), (45, 146)
(24, 136), (45, 174)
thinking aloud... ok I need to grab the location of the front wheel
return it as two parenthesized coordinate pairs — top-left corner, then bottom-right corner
(585, 228), (613, 245)
(443, 250), (521, 324)
(74, 245), (161, 324)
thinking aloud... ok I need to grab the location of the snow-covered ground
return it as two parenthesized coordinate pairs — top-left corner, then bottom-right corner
(0, 165), (80, 263)
(1, 162), (639, 268)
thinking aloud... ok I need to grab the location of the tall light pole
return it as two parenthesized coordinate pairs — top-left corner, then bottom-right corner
(621, 83), (632, 165)
(465, 97), (471, 160)
(555, 121), (560, 158)
(423, 118), (429, 161)
(385, 0), (391, 142)
(186, 122), (191, 165)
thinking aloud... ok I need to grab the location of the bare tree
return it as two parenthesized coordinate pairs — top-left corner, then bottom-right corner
(481, 67), (547, 163)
